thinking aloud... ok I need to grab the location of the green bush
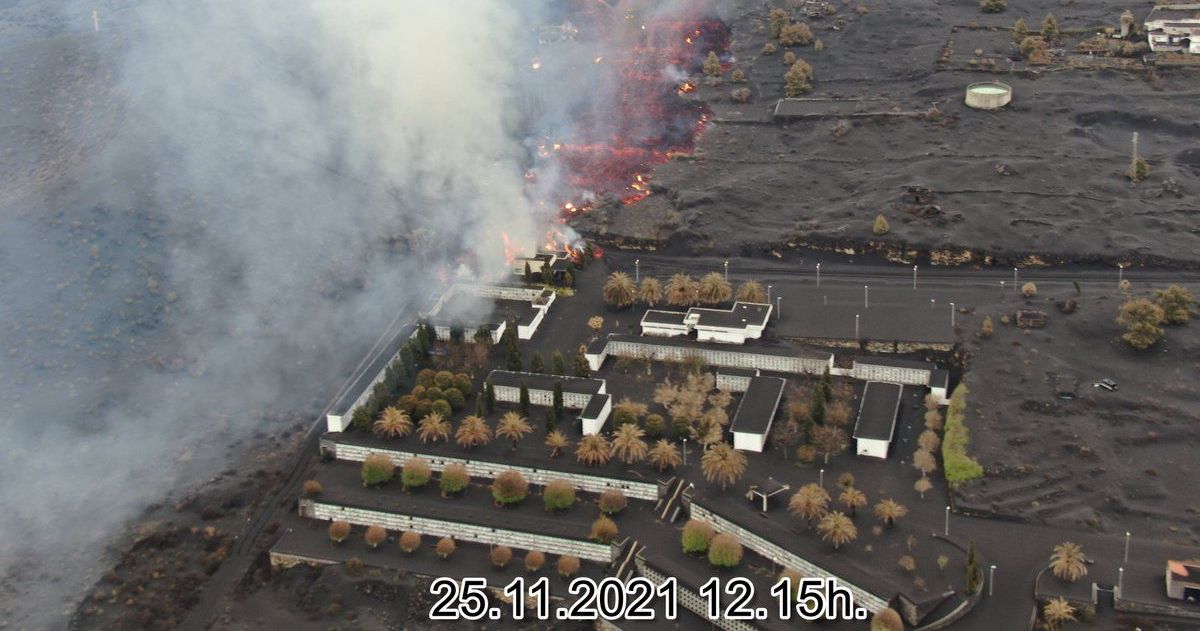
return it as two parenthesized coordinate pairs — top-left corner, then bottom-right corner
(439, 463), (470, 496)
(492, 470), (528, 506)
(643, 414), (665, 439)
(430, 399), (452, 419)
(708, 534), (744, 568)
(542, 479), (576, 512)
(681, 519), (715, 554)
(942, 385), (984, 486)
(401, 458), (432, 490)
(360, 453), (395, 487)
(444, 387), (465, 410)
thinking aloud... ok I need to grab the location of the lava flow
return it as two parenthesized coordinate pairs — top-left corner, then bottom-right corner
(539, 1), (729, 213)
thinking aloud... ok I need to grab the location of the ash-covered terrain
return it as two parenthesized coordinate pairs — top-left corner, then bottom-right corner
(577, 0), (1200, 267)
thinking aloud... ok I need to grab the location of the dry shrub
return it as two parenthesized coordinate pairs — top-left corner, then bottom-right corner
(524, 550), (546, 572)
(301, 480), (322, 497)
(557, 554), (581, 577)
(590, 516), (619, 543)
(328, 520), (351, 545)
(436, 536), (456, 559)
(598, 489), (628, 515)
(364, 525), (387, 548)
(399, 531), (421, 554)
(491, 545), (513, 568)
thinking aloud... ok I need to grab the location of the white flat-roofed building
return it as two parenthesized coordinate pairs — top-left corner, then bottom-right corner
(637, 302), (772, 344)
(1145, 5), (1200, 53)
(853, 382), (903, 459)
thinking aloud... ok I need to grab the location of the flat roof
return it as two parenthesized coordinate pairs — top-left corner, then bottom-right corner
(688, 302), (771, 330)
(717, 367), (759, 377)
(853, 382), (903, 442)
(485, 370), (604, 396)
(855, 356), (936, 371)
(1148, 5), (1200, 22)
(730, 376), (786, 436)
(641, 309), (689, 326)
(606, 333), (832, 360)
(580, 393), (610, 420)
(930, 368), (950, 390)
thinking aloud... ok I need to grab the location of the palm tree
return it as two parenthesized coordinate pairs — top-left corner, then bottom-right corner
(1049, 542), (1088, 582)
(665, 273), (698, 307)
(1042, 597), (1076, 630)
(417, 412), (450, 444)
(874, 498), (909, 528)
(455, 415), (493, 450)
(700, 443), (746, 490)
(603, 272), (637, 308)
(545, 430), (570, 458)
(817, 512), (857, 550)
(611, 423), (649, 464)
(374, 407), (413, 438)
(576, 434), (612, 467)
(696, 272), (732, 304)
(647, 439), (682, 472)
(495, 412), (532, 450)
(838, 487), (867, 516)
(789, 483), (830, 525)
(639, 277), (664, 306)
(735, 280), (767, 303)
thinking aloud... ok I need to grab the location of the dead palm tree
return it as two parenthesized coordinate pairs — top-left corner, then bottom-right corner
(697, 272), (732, 304)
(455, 415), (492, 450)
(735, 280), (767, 303)
(665, 273), (698, 307)
(495, 412), (532, 450)
(417, 412), (450, 444)
(817, 511), (858, 550)
(545, 430), (570, 458)
(1049, 542), (1088, 582)
(374, 407), (413, 438)
(611, 423), (649, 464)
(874, 498), (909, 528)
(576, 434), (612, 467)
(638, 277), (664, 306)
(838, 487), (867, 516)
(700, 443), (747, 490)
(789, 483), (830, 525)
(647, 439), (682, 472)
(603, 271), (637, 308)
(1042, 597), (1076, 630)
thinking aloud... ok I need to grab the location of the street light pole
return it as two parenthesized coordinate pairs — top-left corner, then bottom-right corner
(635, 259), (640, 283)
(1012, 267), (1018, 289)
(989, 565), (996, 597)
(864, 285), (869, 308)
(723, 260), (728, 282)
(1118, 263), (1124, 286)
(913, 265), (918, 289)
(682, 438), (688, 466)
(767, 284), (772, 302)
(819, 468), (825, 488)
(816, 263), (821, 287)
(855, 314), (860, 339)
(944, 505), (950, 536)
(1124, 531), (1130, 564)
(950, 302), (956, 327)
(776, 295), (781, 321)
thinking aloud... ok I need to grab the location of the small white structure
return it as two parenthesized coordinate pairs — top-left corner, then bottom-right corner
(852, 381), (903, 459)
(730, 376), (786, 453)
(1145, 5), (1200, 54)
(485, 370), (611, 434)
(639, 302), (772, 344)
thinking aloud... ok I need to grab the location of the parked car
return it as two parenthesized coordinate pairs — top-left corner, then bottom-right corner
(1093, 378), (1119, 391)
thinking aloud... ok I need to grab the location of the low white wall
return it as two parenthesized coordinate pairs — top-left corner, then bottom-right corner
(323, 439), (660, 500)
(856, 437), (889, 459)
(305, 500), (611, 562)
(732, 431), (766, 453)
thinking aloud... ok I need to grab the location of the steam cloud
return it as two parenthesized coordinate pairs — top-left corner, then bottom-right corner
(0, 0), (556, 627)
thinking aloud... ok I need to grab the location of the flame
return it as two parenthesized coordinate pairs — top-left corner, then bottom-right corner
(594, 56), (604, 64)
(530, 57), (542, 70)
(678, 81), (696, 94)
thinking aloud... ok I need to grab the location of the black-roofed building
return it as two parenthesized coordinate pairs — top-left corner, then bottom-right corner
(484, 370), (611, 434)
(853, 381), (903, 459)
(731, 376), (786, 452)
(584, 333), (833, 375)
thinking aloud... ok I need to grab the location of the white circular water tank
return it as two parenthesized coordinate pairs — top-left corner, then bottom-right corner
(964, 82), (1012, 110)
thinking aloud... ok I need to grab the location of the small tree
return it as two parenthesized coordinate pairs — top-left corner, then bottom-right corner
(545, 430), (570, 458)
(915, 476), (934, 499)
(1012, 17), (1028, 43)
(344, 558), (364, 576)
(573, 350), (591, 378)
(401, 457), (432, 491)
(1154, 284), (1194, 324)
(491, 545), (513, 569)
(730, 68), (746, 83)
(1021, 282), (1037, 297)
(519, 382), (531, 416)
(1117, 298), (1165, 350)
(979, 0), (1006, 14)
(874, 498), (909, 527)
(682, 519), (716, 554)
(436, 536), (456, 559)
(697, 271), (733, 304)
(598, 489), (627, 515)
(981, 316), (994, 337)
(611, 423), (649, 464)
(813, 425), (849, 464)
(966, 541), (980, 592)
(784, 59), (814, 97)
(1049, 542), (1088, 582)
(590, 516), (619, 543)
(913, 449), (938, 476)
(302, 480), (323, 498)
(530, 352), (544, 373)
(703, 51), (723, 77)
(769, 8), (790, 39)
(436, 463), (469, 498)
(730, 88), (752, 103)
(839, 487), (867, 516)
(708, 533), (744, 568)
(701, 443), (747, 490)
(648, 439), (682, 471)
(817, 511), (858, 549)
(492, 470), (529, 506)
(1041, 12), (1060, 40)
(418, 412), (450, 444)
(735, 280), (767, 303)
(898, 555), (916, 572)
(557, 555), (581, 578)
(789, 483), (831, 525)
(551, 351), (566, 375)
(1043, 597), (1077, 630)
(603, 271), (637, 308)
(552, 382), (564, 422)
(328, 520), (351, 545)
(364, 525), (387, 549)
(361, 453), (395, 487)
(496, 411), (533, 450)
(779, 22), (813, 46)
(455, 415), (493, 450)
(871, 607), (904, 631)
(576, 434), (612, 467)
(399, 531), (420, 554)
(374, 407), (413, 438)
(542, 479), (576, 512)
(918, 429), (942, 452)
(871, 214), (890, 235)
(524, 551), (546, 572)
(638, 277), (664, 306)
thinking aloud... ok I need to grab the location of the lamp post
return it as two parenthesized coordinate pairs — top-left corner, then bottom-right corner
(912, 264), (918, 289)
(1000, 280), (1005, 295)
(776, 295), (781, 321)
(682, 437), (688, 466)
(1124, 531), (1130, 564)
(1118, 263), (1125, 286)
(635, 259), (640, 283)
(1012, 267), (1018, 289)
(864, 285), (869, 308)
(989, 565), (996, 597)
(723, 260), (728, 281)
(767, 284), (772, 302)
(944, 505), (950, 536)
(1118, 567), (1125, 599)
(950, 302), (956, 327)
(816, 263), (821, 288)
(855, 314), (860, 339)
(819, 468), (825, 488)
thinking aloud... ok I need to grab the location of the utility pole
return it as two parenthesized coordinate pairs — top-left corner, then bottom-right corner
(1118, 567), (1125, 599)
(767, 285), (772, 302)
